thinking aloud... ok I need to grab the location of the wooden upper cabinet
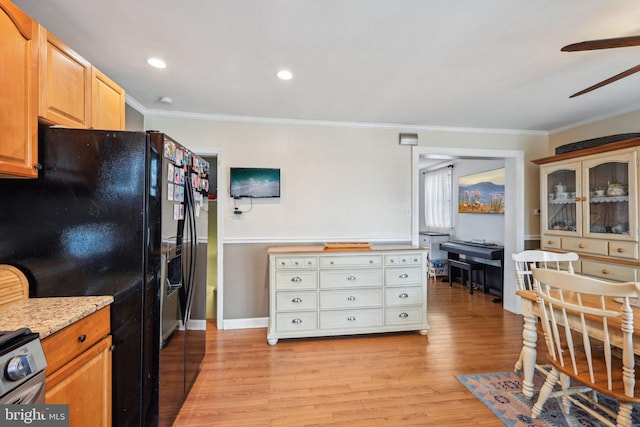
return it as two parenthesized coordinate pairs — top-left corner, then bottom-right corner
(39, 27), (125, 131)
(91, 67), (125, 130)
(0, 0), (39, 178)
(38, 26), (92, 128)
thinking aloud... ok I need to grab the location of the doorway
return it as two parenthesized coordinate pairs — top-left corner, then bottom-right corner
(411, 146), (525, 314)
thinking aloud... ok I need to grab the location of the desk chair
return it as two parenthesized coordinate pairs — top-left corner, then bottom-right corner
(531, 268), (640, 426)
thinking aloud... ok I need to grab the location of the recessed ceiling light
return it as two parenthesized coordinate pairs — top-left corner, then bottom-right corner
(159, 96), (173, 104)
(147, 57), (167, 69)
(276, 69), (293, 80)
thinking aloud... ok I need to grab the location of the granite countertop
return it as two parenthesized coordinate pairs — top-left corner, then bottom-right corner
(0, 296), (113, 339)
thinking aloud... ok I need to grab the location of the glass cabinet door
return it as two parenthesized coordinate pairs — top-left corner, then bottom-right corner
(541, 161), (581, 235)
(583, 151), (637, 240)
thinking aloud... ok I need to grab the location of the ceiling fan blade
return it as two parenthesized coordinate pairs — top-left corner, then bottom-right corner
(562, 35), (640, 51)
(570, 64), (640, 97)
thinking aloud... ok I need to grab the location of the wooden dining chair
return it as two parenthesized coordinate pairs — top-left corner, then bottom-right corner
(512, 250), (579, 372)
(531, 267), (640, 426)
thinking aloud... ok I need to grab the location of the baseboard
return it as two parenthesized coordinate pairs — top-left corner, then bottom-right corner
(222, 317), (268, 330)
(178, 319), (208, 331)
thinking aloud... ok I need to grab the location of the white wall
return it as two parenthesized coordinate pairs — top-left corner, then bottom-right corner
(144, 117), (414, 242)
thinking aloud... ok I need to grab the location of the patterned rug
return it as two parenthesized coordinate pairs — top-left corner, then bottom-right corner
(456, 369), (640, 426)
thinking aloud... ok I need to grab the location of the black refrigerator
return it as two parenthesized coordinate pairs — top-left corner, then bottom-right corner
(0, 127), (209, 426)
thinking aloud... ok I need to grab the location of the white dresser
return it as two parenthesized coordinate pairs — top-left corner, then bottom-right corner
(267, 245), (430, 345)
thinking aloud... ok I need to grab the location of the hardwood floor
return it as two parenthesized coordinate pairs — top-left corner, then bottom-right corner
(174, 278), (534, 426)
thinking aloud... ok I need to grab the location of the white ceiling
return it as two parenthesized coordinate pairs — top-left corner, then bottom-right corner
(15, 0), (640, 132)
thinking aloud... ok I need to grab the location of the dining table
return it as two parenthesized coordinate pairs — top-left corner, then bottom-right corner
(516, 288), (640, 399)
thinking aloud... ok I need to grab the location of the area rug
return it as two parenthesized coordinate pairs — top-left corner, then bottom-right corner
(456, 370), (640, 426)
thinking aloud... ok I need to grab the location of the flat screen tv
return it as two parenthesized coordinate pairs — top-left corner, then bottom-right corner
(230, 167), (281, 198)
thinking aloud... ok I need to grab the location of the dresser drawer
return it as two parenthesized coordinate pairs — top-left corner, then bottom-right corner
(385, 253), (423, 266)
(320, 309), (382, 330)
(384, 287), (423, 306)
(541, 235), (561, 250)
(42, 306), (110, 376)
(385, 267), (422, 286)
(274, 256), (318, 269)
(276, 291), (318, 311)
(609, 241), (638, 260)
(385, 306), (424, 326)
(275, 271), (318, 290)
(319, 255), (382, 268)
(320, 289), (382, 309)
(581, 260), (637, 282)
(562, 237), (608, 256)
(276, 312), (318, 332)
(319, 270), (382, 288)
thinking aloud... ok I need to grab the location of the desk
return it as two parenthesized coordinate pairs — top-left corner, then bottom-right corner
(516, 289), (640, 399)
(439, 240), (504, 302)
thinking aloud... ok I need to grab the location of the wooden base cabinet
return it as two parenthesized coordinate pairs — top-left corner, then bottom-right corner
(42, 307), (112, 427)
(267, 246), (430, 345)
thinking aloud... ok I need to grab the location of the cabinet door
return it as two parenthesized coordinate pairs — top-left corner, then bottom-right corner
(0, 0), (39, 178)
(541, 160), (581, 236)
(91, 67), (125, 130)
(38, 27), (92, 128)
(46, 336), (112, 427)
(582, 150), (636, 241)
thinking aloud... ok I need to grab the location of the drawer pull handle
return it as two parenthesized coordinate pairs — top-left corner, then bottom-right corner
(601, 269), (609, 275)
(294, 261), (300, 266)
(399, 293), (409, 299)
(78, 334), (87, 343)
(347, 316), (356, 321)
(389, 259), (395, 263)
(291, 276), (302, 283)
(291, 297), (303, 303)
(292, 318), (303, 324)
(579, 243), (586, 249)
(617, 248), (625, 253)
(330, 261), (335, 265)
(347, 275), (357, 281)
(547, 240), (553, 245)
(398, 312), (409, 319)
(398, 273), (409, 279)
(347, 296), (356, 301)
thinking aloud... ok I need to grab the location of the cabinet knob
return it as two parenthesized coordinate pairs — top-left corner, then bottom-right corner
(399, 293), (409, 299)
(398, 273), (409, 279)
(33, 163), (42, 171)
(547, 240), (553, 245)
(617, 248), (625, 253)
(291, 297), (302, 303)
(291, 318), (303, 324)
(347, 275), (357, 281)
(398, 312), (409, 319)
(601, 269), (609, 275)
(578, 243), (586, 249)
(78, 334), (87, 343)
(347, 295), (356, 301)
(347, 316), (356, 321)
(291, 276), (302, 283)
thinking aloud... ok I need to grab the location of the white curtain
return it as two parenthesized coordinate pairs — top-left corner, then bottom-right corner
(424, 166), (453, 229)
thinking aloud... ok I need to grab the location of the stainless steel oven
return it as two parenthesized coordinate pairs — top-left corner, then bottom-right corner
(0, 328), (47, 404)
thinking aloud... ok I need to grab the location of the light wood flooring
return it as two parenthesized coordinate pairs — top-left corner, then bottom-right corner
(174, 278), (535, 426)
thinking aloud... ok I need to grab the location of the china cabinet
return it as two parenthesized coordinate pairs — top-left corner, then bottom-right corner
(534, 139), (640, 281)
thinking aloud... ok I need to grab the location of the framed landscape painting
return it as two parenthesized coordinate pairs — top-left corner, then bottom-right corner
(458, 168), (505, 214)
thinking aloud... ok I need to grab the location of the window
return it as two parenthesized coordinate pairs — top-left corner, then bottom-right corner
(424, 166), (453, 229)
